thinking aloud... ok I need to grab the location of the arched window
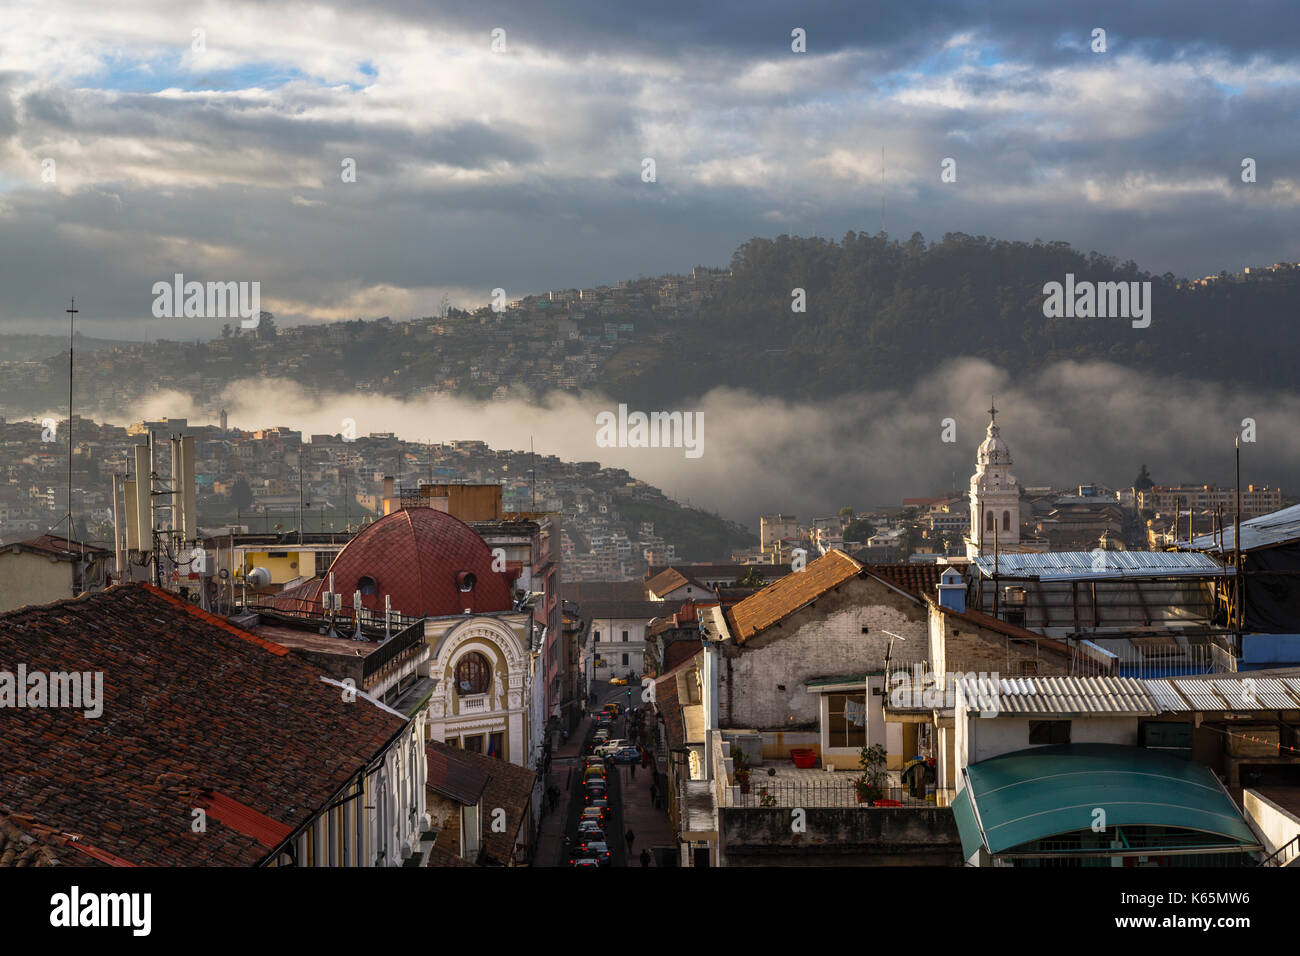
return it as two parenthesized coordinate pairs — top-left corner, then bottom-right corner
(357, 575), (377, 596)
(1003, 511), (1011, 531)
(455, 652), (491, 695)
(985, 510), (994, 532)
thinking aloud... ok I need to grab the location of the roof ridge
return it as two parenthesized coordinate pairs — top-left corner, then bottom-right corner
(141, 584), (291, 657)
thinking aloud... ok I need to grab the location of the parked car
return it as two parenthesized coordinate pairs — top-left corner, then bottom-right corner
(576, 840), (611, 865)
(610, 746), (641, 764)
(593, 739), (628, 756)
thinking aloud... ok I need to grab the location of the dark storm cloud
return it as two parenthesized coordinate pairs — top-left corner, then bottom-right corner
(1, 0), (1299, 333)
(371, 0), (1300, 65)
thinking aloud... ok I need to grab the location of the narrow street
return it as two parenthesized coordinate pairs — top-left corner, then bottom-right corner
(534, 680), (675, 867)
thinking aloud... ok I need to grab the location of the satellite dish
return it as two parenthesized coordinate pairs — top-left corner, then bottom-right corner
(246, 567), (272, 588)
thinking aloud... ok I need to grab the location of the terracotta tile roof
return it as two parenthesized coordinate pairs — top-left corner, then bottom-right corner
(560, 581), (646, 603)
(2, 534), (110, 562)
(725, 550), (863, 643)
(932, 601), (1073, 658)
(425, 741), (536, 866)
(426, 744), (491, 805)
(864, 563), (945, 599)
(0, 812), (112, 867)
(646, 567), (708, 598)
(427, 844), (476, 867)
(0, 583), (408, 866)
(663, 640), (704, 672)
(655, 674), (685, 750)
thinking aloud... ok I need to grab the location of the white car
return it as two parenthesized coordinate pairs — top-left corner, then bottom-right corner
(593, 739), (628, 756)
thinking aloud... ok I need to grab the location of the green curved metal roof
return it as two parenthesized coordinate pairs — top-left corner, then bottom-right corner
(956, 743), (1258, 857)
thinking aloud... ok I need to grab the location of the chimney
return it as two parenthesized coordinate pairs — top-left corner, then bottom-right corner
(937, 565), (965, 613)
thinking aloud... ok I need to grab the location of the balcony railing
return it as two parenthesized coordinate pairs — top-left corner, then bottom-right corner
(724, 779), (954, 809)
(362, 619), (426, 682)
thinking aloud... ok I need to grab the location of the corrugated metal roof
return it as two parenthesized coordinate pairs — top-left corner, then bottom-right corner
(970, 550), (1231, 581)
(1190, 503), (1300, 553)
(1238, 677), (1299, 709)
(956, 675), (1159, 716)
(954, 672), (1300, 716)
(1173, 678), (1227, 710)
(1145, 679), (1186, 712)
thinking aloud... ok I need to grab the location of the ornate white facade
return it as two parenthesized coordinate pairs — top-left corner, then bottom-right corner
(425, 613), (533, 767)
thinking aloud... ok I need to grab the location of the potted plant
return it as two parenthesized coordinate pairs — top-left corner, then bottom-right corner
(757, 786), (777, 808)
(852, 743), (888, 805)
(731, 744), (752, 793)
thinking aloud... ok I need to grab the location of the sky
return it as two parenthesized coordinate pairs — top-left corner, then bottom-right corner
(2, 0), (1299, 339)
(4, 2), (1299, 523)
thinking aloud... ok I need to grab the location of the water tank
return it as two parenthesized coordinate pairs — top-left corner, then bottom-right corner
(246, 567), (272, 588)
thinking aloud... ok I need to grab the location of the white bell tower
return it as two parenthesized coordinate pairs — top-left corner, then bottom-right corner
(966, 399), (1021, 558)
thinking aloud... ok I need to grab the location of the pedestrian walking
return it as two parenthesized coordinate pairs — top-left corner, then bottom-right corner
(639, 848), (651, 868)
(625, 828), (635, 853)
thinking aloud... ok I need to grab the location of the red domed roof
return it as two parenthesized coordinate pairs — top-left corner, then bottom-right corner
(276, 508), (515, 619)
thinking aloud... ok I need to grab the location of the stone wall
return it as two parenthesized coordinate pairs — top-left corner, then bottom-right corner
(721, 575), (927, 729)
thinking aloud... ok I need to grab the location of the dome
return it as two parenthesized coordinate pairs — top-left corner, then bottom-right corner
(273, 508), (515, 619)
(977, 421), (1012, 467)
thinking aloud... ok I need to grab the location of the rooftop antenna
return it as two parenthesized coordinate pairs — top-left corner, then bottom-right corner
(881, 146), (885, 236)
(531, 436), (536, 511)
(66, 298), (77, 545)
(1234, 433), (1242, 636)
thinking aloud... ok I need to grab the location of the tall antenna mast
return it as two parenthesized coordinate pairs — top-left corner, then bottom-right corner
(66, 298), (77, 543)
(881, 146), (885, 236)
(531, 436), (536, 511)
(1235, 433), (1242, 635)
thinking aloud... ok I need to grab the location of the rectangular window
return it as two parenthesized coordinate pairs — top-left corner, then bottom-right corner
(593, 631), (600, 643)
(1029, 720), (1071, 745)
(463, 734), (484, 754)
(827, 693), (868, 748)
(446, 736), (460, 748)
(622, 653), (629, 665)
(622, 630), (629, 642)
(489, 732), (505, 760)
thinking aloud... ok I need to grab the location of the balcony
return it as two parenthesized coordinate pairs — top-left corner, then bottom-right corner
(458, 694), (489, 714)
